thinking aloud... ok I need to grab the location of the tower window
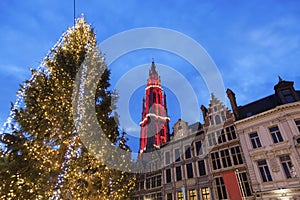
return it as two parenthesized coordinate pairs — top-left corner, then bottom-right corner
(153, 92), (156, 103)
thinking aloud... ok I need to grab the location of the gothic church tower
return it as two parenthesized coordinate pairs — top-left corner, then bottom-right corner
(139, 61), (170, 154)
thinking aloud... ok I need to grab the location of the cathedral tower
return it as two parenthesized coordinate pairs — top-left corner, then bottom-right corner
(139, 61), (170, 154)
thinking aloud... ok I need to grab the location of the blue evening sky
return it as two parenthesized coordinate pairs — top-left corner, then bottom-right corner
(1, 0), (300, 153)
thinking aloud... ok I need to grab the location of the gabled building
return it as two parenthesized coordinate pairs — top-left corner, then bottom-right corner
(161, 119), (213, 200)
(228, 77), (300, 199)
(201, 94), (253, 200)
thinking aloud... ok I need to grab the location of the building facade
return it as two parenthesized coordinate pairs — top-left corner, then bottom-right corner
(201, 94), (253, 200)
(229, 78), (300, 199)
(133, 62), (300, 200)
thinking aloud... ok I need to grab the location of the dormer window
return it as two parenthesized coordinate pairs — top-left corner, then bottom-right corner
(281, 89), (295, 103)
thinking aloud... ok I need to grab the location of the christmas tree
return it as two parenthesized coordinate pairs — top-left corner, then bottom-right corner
(0, 17), (135, 199)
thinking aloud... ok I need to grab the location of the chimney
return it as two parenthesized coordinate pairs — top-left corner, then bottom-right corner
(200, 105), (208, 125)
(226, 88), (239, 119)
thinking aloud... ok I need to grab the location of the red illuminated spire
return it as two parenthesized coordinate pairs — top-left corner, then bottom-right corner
(139, 61), (170, 154)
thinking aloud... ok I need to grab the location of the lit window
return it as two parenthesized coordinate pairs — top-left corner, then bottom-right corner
(257, 160), (273, 182)
(269, 126), (284, 143)
(186, 163), (194, 178)
(201, 187), (211, 200)
(215, 177), (228, 199)
(249, 132), (262, 148)
(177, 191), (184, 200)
(189, 190), (197, 200)
(280, 155), (296, 178)
(198, 160), (206, 176)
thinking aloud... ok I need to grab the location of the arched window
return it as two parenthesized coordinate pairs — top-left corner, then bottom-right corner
(215, 115), (221, 125)
(153, 92), (156, 103)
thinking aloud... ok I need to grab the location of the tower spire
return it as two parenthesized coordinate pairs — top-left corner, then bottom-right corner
(139, 61), (170, 154)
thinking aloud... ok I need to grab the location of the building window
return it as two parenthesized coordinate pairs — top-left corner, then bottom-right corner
(211, 152), (222, 170)
(146, 178), (151, 189)
(177, 191), (184, 200)
(218, 130), (226, 144)
(230, 146), (244, 165)
(208, 132), (217, 146)
(249, 132), (262, 148)
(221, 111), (226, 121)
(209, 116), (214, 126)
(175, 148), (181, 162)
(195, 141), (202, 156)
(166, 169), (171, 183)
(189, 190), (197, 200)
(215, 177), (228, 199)
(269, 126), (284, 143)
(166, 193), (172, 200)
(215, 115), (221, 125)
(257, 160), (273, 182)
(226, 125), (237, 141)
(151, 176), (156, 188)
(157, 175), (161, 187)
(201, 187), (211, 200)
(282, 88), (295, 103)
(280, 155), (296, 178)
(165, 151), (170, 165)
(176, 166), (182, 181)
(185, 146), (191, 159)
(295, 119), (300, 132)
(237, 172), (252, 197)
(153, 92), (156, 103)
(220, 149), (232, 168)
(214, 106), (218, 112)
(198, 160), (206, 176)
(186, 163), (194, 178)
(139, 181), (144, 190)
